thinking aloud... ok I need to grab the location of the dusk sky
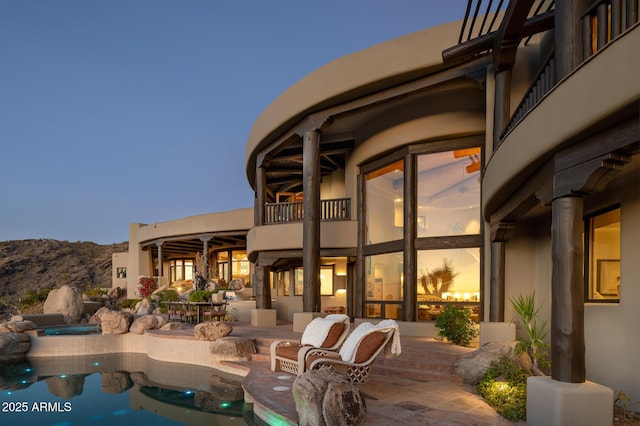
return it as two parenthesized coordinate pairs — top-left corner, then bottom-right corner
(0, 1), (469, 244)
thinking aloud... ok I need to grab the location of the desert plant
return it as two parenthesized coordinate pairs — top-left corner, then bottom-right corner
(476, 356), (528, 421)
(119, 298), (141, 310)
(19, 286), (54, 309)
(510, 292), (550, 375)
(419, 258), (458, 299)
(137, 276), (157, 298)
(84, 287), (108, 298)
(434, 304), (478, 346)
(189, 290), (213, 302)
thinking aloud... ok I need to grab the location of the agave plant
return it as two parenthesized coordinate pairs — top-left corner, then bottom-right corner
(510, 291), (550, 375)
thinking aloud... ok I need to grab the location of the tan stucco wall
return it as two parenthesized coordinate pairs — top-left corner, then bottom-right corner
(135, 208), (253, 244)
(246, 220), (357, 259)
(483, 26), (640, 217)
(111, 252), (128, 290)
(245, 20), (463, 177)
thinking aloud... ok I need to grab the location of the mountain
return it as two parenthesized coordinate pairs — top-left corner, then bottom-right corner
(0, 239), (128, 320)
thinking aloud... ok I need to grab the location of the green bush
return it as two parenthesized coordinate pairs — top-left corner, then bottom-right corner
(19, 286), (54, 309)
(189, 290), (213, 302)
(119, 299), (141, 310)
(84, 288), (108, 298)
(476, 357), (529, 421)
(434, 304), (478, 346)
(156, 289), (179, 302)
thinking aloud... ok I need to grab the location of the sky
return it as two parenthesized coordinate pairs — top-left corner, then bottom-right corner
(0, 0), (469, 244)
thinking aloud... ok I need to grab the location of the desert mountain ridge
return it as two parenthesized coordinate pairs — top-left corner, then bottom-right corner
(0, 238), (128, 320)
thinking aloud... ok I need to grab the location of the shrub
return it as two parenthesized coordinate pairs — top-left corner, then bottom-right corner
(119, 299), (141, 310)
(476, 357), (528, 421)
(19, 286), (54, 309)
(434, 304), (478, 346)
(137, 276), (157, 298)
(84, 288), (108, 298)
(189, 290), (213, 302)
(156, 289), (179, 302)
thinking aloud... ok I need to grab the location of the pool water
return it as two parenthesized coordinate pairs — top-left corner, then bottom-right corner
(0, 354), (247, 425)
(42, 324), (101, 336)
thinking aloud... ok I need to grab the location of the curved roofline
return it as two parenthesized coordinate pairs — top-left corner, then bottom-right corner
(244, 19), (462, 183)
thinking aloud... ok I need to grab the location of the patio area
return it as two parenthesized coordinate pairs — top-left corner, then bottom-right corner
(152, 320), (520, 425)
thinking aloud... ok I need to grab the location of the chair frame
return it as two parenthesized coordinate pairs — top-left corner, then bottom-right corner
(306, 328), (394, 383)
(270, 316), (351, 375)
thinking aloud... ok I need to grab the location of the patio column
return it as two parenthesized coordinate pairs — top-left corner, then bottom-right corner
(489, 222), (515, 322)
(302, 129), (321, 312)
(200, 237), (209, 279)
(155, 242), (163, 277)
(255, 157), (269, 226)
(403, 153), (417, 321)
(493, 67), (512, 149)
(551, 195), (586, 383)
(555, 0), (587, 80)
(253, 264), (272, 309)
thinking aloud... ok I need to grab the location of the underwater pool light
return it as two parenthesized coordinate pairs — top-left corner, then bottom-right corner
(219, 401), (231, 408)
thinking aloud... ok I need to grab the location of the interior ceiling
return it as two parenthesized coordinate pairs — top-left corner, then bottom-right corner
(264, 138), (355, 200)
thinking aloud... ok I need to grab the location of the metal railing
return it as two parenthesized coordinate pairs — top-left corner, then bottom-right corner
(264, 197), (351, 224)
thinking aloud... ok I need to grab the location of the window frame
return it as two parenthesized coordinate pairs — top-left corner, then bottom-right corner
(584, 204), (621, 303)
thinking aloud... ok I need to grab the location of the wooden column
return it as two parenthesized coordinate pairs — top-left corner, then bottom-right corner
(302, 129), (321, 312)
(355, 173), (366, 318)
(551, 195), (585, 383)
(155, 242), (163, 277)
(253, 264), (272, 309)
(200, 238), (210, 279)
(493, 68), (512, 148)
(254, 161), (267, 226)
(403, 154), (417, 321)
(489, 241), (506, 322)
(555, 0), (587, 80)
(489, 222), (515, 322)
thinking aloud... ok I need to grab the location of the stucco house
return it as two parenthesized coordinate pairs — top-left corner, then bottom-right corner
(116, 1), (639, 422)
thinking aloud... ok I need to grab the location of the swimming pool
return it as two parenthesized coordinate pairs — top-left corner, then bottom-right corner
(0, 354), (248, 425)
(42, 324), (101, 336)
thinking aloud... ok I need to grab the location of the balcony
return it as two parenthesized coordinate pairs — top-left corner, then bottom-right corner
(264, 198), (351, 224)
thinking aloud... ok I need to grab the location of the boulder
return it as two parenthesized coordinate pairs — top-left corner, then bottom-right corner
(0, 332), (31, 361)
(0, 321), (37, 333)
(209, 337), (256, 362)
(159, 322), (184, 331)
(293, 366), (366, 426)
(100, 310), (133, 334)
(129, 315), (159, 334)
(454, 341), (518, 384)
(194, 321), (233, 341)
(88, 306), (110, 325)
(134, 298), (155, 315)
(102, 372), (133, 394)
(107, 286), (122, 298)
(208, 375), (244, 401)
(43, 285), (85, 324)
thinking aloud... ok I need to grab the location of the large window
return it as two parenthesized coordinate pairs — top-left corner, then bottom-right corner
(365, 159), (404, 244)
(169, 259), (193, 283)
(361, 143), (482, 321)
(585, 206), (620, 302)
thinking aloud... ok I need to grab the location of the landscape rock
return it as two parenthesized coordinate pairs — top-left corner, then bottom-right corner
(454, 341), (518, 384)
(209, 337), (255, 362)
(107, 286), (122, 298)
(159, 322), (184, 331)
(0, 320), (37, 333)
(100, 310), (133, 334)
(102, 372), (133, 394)
(293, 366), (366, 426)
(88, 306), (110, 325)
(0, 332), (31, 361)
(129, 315), (159, 334)
(134, 298), (155, 315)
(43, 285), (85, 324)
(194, 321), (233, 341)
(208, 375), (244, 401)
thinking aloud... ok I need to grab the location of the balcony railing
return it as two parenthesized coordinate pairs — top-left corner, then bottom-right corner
(501, 0), (638, 143)
(264, 198), (351, 224)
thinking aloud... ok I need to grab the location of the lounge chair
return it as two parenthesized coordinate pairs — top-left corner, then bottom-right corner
(270, 314), (351, 375)
(305, 319), (401, 383)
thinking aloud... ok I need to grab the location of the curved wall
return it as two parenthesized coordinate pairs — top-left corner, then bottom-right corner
(483, 26), (640, 217)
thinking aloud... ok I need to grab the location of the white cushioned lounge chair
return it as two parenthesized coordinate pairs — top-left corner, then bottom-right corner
(305, 319), (401, 383)
(270, 314), (351, 375)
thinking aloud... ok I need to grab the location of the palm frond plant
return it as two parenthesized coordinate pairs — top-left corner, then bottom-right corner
(510, 292), (550, 375)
